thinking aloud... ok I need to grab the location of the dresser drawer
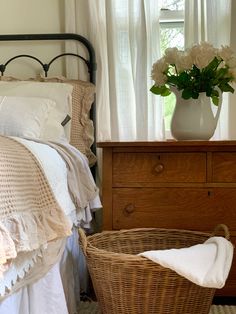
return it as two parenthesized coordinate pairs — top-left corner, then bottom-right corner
(212, 153), (236, 182)
(113, 153), (206, 185)
(112, 188), (236, 231)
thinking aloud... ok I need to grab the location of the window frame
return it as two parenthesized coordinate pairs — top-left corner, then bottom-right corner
(159, 8), (184, 137)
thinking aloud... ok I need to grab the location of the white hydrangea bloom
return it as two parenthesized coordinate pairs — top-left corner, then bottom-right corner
(164, 47), (179, 64)
(226, 56), (236, 69)
(190, 42), (216, 69)
(154, 73), (168, 85)
(150, 41), (236, 98)
(151, 57), (168, 86)
(175, 52), (193, 72)
(218, 46), (234, 61)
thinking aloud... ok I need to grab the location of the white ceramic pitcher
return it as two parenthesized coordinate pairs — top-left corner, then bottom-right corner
(170, 87), (222, 140)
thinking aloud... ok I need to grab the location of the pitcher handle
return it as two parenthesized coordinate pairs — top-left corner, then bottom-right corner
(214, 87), (222, 124)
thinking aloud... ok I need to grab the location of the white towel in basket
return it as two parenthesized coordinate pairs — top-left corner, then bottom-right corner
(139, 236), (234, 288)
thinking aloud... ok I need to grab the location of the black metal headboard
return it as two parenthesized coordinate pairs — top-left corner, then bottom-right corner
(0, 33), (97, 174)
(0, 33), (96, 82)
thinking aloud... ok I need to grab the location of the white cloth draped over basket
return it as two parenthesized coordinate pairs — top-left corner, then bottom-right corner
(139, 236), (234, 288)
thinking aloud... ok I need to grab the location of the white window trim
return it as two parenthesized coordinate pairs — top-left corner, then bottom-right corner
(160, 9), (184, 23)
(159, 8), (184, 138)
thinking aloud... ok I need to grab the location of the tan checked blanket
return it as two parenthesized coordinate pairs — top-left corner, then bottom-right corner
(0, 135), (72, 276)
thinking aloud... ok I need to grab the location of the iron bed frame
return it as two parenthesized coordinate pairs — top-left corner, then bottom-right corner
(0, 33), (97, 175)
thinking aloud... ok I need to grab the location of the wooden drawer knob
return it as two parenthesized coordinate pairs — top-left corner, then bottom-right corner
(208, 190), (213, 197)
(154, 163), (164, 174)
(123, 203), (135, 216)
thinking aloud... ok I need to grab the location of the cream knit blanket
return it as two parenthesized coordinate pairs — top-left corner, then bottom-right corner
(0, 135), (72, 276)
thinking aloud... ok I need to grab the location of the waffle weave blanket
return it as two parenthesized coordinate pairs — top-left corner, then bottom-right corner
(0, 135), (72, 277)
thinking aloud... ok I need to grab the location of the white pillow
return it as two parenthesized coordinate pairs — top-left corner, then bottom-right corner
(0, 81), (73, 140)
(40, 118), (68, 142)
(0, 96), (56, 138)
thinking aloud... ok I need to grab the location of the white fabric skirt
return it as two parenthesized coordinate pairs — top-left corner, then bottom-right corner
(0, 229), (88, 314)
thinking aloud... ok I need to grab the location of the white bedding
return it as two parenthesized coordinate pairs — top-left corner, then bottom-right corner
(0, 137), (101, 313)
(0, 250), (70, 314)
(0, 230), (82, 314)
(15, 137), (101, 225)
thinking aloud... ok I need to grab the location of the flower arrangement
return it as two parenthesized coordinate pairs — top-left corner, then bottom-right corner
(150, 42), (236, 105)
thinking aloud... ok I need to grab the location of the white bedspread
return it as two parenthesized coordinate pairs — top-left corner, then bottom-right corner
(0, 137), (101, 299)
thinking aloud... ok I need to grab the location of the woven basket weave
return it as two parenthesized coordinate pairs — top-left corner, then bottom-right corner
(79, 225), (230, 314)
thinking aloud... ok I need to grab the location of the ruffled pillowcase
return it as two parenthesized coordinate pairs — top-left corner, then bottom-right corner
(0, 96), (56, 138)
(0, 80), (73, 142)
(35, 77), (96, 166)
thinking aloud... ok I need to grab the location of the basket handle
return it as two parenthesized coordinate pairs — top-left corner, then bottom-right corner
(78, 228), (88, 257)
(212, 224), (230, 240)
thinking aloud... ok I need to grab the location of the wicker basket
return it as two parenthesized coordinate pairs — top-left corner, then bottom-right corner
(79, 225), (230, 314)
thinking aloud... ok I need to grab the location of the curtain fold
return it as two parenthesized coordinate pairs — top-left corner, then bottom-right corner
(64, 0), (164, 142)
(184, 0), (232, 139)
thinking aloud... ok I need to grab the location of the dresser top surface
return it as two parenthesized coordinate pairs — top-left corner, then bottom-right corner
(97, 140), (236, 148)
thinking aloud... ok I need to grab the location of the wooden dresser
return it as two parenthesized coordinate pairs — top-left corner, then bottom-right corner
(97, 141), (236, 297)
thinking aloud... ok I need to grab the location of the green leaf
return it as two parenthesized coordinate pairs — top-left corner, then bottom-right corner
(204, 57), (220, 71)
(182, 88), (192, 99)
(167, 75), (179, 86)
(206, 87), (212, 97)
(150, 85), (162, 95)
(219, 82), (234, 93)
(211, 89), (219, 97)
(150, 85), (171, 97)
(211, 96), (219, 106)
(216, 67), (228, 79)
(191, 91), (199, 99)
(162, 88), (171, 96)
(191, 65), (201, 76)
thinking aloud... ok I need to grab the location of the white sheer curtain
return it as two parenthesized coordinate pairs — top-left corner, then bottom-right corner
(184, 0), (232, 139)
(65, 0), (232, 141)
(64, 0), (165, 142)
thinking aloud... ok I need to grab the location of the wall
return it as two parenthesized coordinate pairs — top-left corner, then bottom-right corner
(0, 0), (65, 78)
(0, 0), (63, 34)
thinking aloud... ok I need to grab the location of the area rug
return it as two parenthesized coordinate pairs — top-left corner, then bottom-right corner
(77, 301), (100, 314)
(210, 305), (236, 314)
(77, 303), (236, 314)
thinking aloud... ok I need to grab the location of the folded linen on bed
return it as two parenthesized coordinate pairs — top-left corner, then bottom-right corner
(139, 236), (234, 288)
(21, 138), (99, 213)
(0, 135), (71, 272)
(42, 140), (99, 210)
(16, 137), (101, 228)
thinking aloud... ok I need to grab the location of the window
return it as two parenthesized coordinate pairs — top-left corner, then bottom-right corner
(115, 0), (185, 137)
(159, 0), (184, 132)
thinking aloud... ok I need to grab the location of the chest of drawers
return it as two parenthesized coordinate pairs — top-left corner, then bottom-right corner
(97, 141), (236, 297)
